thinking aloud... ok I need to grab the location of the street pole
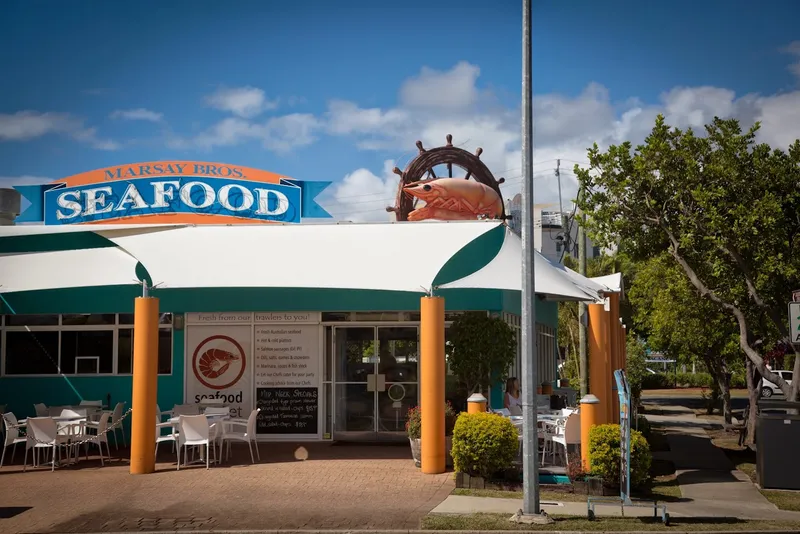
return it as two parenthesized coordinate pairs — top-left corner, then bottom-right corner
(578, 187), (588, 397)
(520, 0), (541, 518)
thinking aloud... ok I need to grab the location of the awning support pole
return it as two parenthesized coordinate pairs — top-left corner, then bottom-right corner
(129, 293), (160, 475)
(420, 295), (445, 474)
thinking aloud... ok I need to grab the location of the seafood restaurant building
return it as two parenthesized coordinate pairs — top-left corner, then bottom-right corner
(0, 160), (602, 443)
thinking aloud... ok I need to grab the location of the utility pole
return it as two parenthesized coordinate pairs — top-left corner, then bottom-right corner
(578, 185), (588, 397)
(519, 0), (542, 519)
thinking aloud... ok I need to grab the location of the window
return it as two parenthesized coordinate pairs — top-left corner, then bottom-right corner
(782, 371), (794, 382)
(117, 328), (173, 375)
(1, 313), (173, 377)
(5, 331), (60, 375)
(60, 331), (114, 374)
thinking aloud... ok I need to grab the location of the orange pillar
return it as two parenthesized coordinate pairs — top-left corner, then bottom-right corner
(129, 296), (159, 475)
(608, 293), (620, 424)
(580, 394), (600, 471)
(420, 296), (445, 474)
(588, 302), (609, 424)
(467, 393), (487, 413)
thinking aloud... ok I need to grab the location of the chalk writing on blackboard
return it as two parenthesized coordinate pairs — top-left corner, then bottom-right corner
(256, 387), (318, 434)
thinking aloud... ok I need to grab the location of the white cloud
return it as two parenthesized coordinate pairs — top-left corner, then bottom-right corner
(783, 41), (800, 79)
(170, 113), (319, 153)
(321, 59), (800, 221)
(0, 110), (119, 150)
(205, 86), (279, 119)
(109, 108), (163, 122)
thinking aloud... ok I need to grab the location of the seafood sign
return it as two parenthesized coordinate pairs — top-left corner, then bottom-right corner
(198, 348), (240, 380)
(403, 178), (503, 221)
(192, 335), (247, 390)
(12, 161), (332, 225)
(186, 326), (253, 419)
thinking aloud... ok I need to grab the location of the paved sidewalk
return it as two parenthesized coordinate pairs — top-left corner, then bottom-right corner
(431, 494), (668, 518)
(644, 404), (800, 521)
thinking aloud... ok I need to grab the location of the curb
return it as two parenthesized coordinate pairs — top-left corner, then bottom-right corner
(43, 530), (800, 534)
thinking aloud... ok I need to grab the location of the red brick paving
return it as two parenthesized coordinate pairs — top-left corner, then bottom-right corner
(0, 442), (454, 533)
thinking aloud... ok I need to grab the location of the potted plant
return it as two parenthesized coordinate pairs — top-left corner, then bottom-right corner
(406, 402), (457, 468)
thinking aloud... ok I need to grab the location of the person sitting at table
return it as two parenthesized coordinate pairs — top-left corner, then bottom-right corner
(504, 377), (522, 415)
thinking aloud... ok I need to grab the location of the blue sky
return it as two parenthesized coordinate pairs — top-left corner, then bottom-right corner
(1, 0), (799, 221)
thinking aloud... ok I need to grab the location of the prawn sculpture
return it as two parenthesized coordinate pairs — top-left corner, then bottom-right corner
(198, 348), (239, 379)
(403, 178), (503, 221)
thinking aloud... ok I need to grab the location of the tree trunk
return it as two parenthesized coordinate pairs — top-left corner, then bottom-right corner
(718, 370), (732, 425)
(744, 358), (759, 447)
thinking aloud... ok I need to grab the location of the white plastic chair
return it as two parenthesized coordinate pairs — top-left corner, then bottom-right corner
(79, 400), (103, 407)
(155, 414), (179, 460)
(82, 412), (112, 465)
(551, 411), (581, 466)
(172, 404), (200, 416)
(177, 415), (214, 470)
(1, 413), (27, 467)
(24, 417), (70, 471)
(106, 402), (126, 449)
(220, 408), (260, 464)
(33, 403), (48, 417)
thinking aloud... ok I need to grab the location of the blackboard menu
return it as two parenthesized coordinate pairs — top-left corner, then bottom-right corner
(256, 387), (318, 434)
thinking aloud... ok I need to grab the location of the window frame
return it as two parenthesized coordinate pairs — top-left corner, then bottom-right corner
(0, 313), (174, 378)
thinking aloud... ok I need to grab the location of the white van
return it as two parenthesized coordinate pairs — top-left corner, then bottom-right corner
(761, 370), (794, 398)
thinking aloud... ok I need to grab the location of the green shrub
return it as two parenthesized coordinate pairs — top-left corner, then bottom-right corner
(641, 373), (673, 389)
(451, 412), (519, 479)
(589, 424), (651, 489)
(406, 402), (457, 440)
(635, 415), (651, 440)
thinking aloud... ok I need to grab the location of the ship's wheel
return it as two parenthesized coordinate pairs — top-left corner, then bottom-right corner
(386, 134), (507, 222)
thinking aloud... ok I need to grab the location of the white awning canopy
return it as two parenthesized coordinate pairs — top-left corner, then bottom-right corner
(102, 221), (503, 293)
(0, 248), (141, 294)
(439, 228), (601, 302)
(591, 272), (624, 295)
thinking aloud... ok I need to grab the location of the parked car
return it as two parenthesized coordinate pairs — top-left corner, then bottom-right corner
(761, 370), (794, 398)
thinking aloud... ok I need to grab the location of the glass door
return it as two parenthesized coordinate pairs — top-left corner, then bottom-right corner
(376, 327), (418, 440)
(332, 326), (419, 441)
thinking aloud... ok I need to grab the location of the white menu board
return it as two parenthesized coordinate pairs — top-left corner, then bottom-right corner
(254, 325), (320, 388)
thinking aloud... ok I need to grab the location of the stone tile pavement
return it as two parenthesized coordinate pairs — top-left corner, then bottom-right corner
(0, 442), (454, 533)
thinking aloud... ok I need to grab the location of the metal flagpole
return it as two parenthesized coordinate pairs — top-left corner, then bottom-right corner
(519, 0), (542, 519)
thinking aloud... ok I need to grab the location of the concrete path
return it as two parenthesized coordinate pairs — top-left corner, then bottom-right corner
(431, 494), (667, 518)
(644, 404), (800, 521)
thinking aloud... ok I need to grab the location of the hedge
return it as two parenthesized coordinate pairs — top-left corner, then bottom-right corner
(641, 371), (746, 390)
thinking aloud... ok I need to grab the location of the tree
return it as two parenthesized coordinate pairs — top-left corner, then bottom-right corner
(445, 312), (516, 395)
(576, 115), (800, 402)
(628, 253), (740, 422)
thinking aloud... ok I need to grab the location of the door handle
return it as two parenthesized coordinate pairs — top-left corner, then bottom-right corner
(376, 374), (386, 392)
(367, 374), (376, 392)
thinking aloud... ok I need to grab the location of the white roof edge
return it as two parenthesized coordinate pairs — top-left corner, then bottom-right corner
(590, 272), (624, 294)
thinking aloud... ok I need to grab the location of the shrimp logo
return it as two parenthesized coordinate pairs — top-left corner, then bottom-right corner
(192, 335), (247, 390)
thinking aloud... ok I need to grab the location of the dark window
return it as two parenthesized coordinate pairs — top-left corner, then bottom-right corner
(62, 314), (116, 326)
(60, 331), (114, 374)
(783, 372), (794, 382)
(117, 328), (173, 375)
(5, 331), (60, 374)
(592, 246), (601, 257)
(5, 314), (59, 326)
(118, 313), (173, 325)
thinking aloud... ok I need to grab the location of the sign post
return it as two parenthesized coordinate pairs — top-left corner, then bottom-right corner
(789, 302), (800, 344)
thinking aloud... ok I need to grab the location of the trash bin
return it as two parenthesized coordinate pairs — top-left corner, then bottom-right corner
(756, 399), (800, 490)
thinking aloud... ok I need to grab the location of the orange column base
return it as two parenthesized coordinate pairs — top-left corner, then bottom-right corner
(467, 393), (487, 414)
(420, 296), (445, 475)
(580, 394), (600, 471)
(130, 296), (160, 475)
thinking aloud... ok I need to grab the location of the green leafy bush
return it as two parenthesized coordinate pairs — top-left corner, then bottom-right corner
(589, 423), (651, 489)
(641, 373), (674, 389)
(451, 412), (518, 479)
(635, 415), (651, 440)
(406, 402), (457, 440)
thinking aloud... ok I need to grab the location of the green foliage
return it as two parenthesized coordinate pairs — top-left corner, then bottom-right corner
(446, 312), (516, 395)
(641, 372), (746, 390)
(635, 416), (651, 440)
(451, 412), (519, 478)
(405, 402), (457, 440)
(589, 424), (652, 488)
(575, 115), (800, 398)
(625, 337), (648, 404)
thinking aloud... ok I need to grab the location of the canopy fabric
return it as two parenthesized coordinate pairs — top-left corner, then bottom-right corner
(438, 227), (601, 302)
(0, 248), (140, 294)
(0, 223), (186, 238)
(103, 221), (504, 293)
(591, 272), (624, 295)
